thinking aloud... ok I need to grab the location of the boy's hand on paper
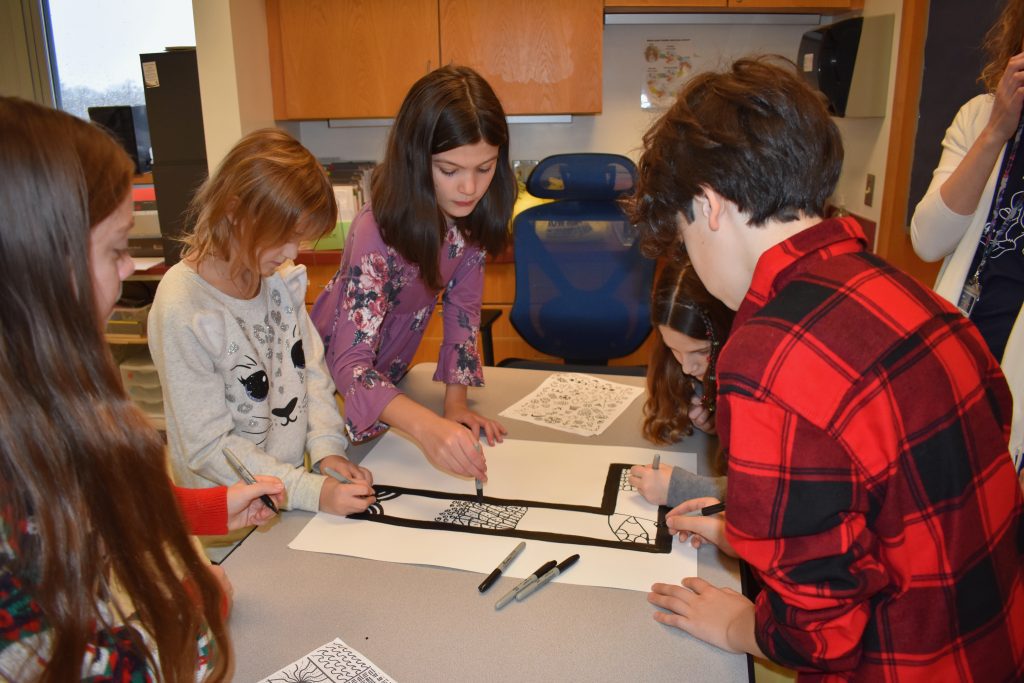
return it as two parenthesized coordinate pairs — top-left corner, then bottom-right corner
(226, 475), (285, 529)
(319, 475), (376, 516)
(687, 394), (716, 434)
(628, 464), (671, 506)
(665, 497), (735, 556)
(648, 577), (758, 655)
(318, 454), (373, 485)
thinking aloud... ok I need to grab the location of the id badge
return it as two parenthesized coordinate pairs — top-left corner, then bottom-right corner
(957, 278), (981, 317)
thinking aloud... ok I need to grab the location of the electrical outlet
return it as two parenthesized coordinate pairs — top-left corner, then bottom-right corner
(864, 173), (876, 207)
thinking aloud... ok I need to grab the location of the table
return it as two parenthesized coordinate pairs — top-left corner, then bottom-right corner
(224, 363), (747, 682)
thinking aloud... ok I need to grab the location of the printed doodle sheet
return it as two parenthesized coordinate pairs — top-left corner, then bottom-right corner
(498, 373), (645, 436)
(289, 432), (698, 592)
(258, 638), (395, 683)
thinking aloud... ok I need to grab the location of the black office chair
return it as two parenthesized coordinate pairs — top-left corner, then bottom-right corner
(500, 153), (654, 374)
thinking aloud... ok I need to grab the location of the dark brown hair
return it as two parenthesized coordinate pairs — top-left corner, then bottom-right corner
(182, 128), (337, 297)
(642, 259), (734, 445)
(981, 0), (1024, 90)
(0, 96), (229, 682)
(370, 64), (516, 289)
(629, 55), (843, 258)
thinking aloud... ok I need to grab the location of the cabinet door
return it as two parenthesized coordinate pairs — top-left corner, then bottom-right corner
(439, 0), (603, 114)
(267, 0), (440, 120)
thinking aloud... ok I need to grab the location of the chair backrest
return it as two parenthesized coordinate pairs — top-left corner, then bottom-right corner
(509, 153), (654, 364)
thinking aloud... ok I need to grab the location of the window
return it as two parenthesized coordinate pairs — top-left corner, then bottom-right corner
(46, 0), (195, 119)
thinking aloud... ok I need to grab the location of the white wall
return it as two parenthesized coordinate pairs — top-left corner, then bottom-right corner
(192, 0), (275, 169)
(830, 0), (903, 226)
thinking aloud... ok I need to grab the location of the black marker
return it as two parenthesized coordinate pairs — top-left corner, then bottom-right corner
(685, 502), (725, 517)
(494, 560), (556, 610)
(478, 541), (526, 593)
(222, 447), (279, 515)
(516, 554), (580, 601)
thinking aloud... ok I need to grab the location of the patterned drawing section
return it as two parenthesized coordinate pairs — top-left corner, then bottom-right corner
(609, 513), (658, 544)
(435, 501), (528, 529)
(620, 467), (636, 492)
(259, 638), (395, 683)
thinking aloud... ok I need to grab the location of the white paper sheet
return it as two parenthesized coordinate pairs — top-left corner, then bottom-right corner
(497, 373), (645, 436)
(258, 637), (395, 683)
(289, 433), (698, 593)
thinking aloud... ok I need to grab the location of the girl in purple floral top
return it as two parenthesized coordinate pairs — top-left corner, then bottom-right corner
(311, 65), (517, 482)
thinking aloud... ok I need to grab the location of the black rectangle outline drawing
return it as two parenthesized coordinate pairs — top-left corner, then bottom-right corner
(347, 463), (672, 554)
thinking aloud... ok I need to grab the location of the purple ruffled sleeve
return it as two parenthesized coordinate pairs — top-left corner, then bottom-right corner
(310, 209), (403, 442)
(434, 243), (487, 387)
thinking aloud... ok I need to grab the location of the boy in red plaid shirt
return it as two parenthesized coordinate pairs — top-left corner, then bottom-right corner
(630, 56), (1024, 681)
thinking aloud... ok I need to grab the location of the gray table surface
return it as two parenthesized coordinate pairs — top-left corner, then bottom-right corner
(224, 363), (746, 682)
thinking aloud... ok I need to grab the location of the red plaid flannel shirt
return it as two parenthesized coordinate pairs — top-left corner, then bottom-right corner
(720, 218), (1024, 682)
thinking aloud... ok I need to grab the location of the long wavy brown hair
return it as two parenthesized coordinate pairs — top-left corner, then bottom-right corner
(981, 0), (1024, 90)
(642, 259), (734, 445)
(0, 97), (229, 681)
(371, 64), (516, 290)
(181, 127), (337, 298)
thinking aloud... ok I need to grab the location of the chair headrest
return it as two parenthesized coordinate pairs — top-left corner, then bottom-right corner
(525, 153), (637, 200)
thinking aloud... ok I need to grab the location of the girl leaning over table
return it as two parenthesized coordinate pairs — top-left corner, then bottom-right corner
(311, 65), (517, 485)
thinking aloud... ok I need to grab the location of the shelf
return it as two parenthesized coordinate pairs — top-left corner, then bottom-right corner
(106, 333), (149, 345)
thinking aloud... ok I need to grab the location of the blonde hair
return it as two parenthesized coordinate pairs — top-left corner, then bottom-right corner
(182, 128), (337, 293)
(981, 0), (1024, 91)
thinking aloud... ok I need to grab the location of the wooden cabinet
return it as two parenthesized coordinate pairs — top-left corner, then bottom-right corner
(266, 0), (603, 119)
(439, 0), (603, 115)
(266, 0), (439, 120)
(604, 0), (861, 12)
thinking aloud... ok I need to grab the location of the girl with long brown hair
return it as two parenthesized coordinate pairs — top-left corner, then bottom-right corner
(0, 98), (283, 680)
(628, 259), (733, 510)
(310, 65), (517, 484)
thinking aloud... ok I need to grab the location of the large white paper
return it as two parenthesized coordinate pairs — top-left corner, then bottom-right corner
(258, 637), (395, 683)
(498, 373), (645, 436)
(289, 433), (698, 592)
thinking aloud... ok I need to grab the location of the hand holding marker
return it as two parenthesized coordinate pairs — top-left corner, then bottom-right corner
(222, 447), (279, 515)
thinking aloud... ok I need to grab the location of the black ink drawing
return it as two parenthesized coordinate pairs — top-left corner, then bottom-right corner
(260, 638), (394, 683)
(349, 464), (671, 554)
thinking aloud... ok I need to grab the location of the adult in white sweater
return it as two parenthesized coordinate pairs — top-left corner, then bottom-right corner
(910, 14), (1024, 483)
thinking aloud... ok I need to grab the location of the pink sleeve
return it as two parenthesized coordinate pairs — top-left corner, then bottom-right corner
(434, 246), (486, 386)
